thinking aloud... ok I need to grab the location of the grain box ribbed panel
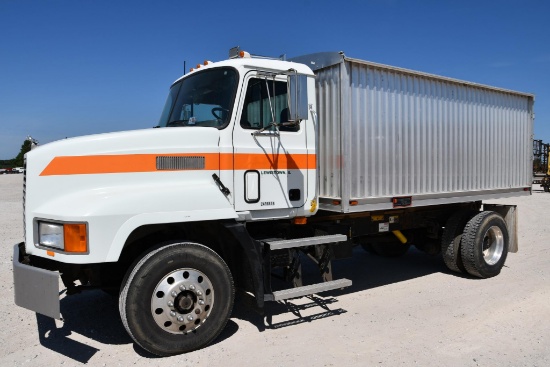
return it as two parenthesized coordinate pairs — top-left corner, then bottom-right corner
(316, 66), (342, 199)
(314, 56), (533, 211)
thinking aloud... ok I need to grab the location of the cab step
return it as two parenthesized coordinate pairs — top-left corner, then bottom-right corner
(265, 234), (347, 250)
(266, 278), (352, 301)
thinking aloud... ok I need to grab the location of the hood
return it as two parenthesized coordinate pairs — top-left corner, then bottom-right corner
(27, 127), (221, 176)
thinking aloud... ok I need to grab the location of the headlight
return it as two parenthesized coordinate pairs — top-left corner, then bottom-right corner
(37, 220), (88, 253)
(38, 222), (64, 249)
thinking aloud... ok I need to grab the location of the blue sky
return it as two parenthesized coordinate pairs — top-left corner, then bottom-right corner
(1, 0), (549, 159)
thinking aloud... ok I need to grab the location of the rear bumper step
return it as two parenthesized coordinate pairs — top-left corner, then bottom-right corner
(266, 278), (352, 301)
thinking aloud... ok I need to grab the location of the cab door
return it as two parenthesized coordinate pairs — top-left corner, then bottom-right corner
(232, 72), (309, 214)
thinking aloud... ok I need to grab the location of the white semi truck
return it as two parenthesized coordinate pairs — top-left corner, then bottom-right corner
(14, 49), (534, 356)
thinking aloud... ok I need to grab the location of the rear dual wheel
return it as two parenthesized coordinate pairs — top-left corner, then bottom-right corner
(120, 242), (234, 356)
(460, 211), (509, 278)
(441, 210), (477, 273)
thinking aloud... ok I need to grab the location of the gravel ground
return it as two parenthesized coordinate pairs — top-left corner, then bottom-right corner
(1, 173), (549, 366)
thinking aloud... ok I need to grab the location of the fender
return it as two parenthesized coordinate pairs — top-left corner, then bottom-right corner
(107, 190), (238, 261)
(24, 127), (229, 264)
(31, 178), (237, 264)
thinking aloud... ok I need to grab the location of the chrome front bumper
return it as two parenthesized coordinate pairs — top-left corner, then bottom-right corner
(13, 243), (61, 319)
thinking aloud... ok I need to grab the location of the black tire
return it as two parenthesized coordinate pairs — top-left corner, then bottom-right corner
(370, 242), (410, 257)
(544, 185), (550, 192)
(119, 242), (234, 356)
(460, 211), (509, 278)
(441, 210), (477, 273)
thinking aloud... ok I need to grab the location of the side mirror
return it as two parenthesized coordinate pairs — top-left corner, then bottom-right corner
(287, 73), (309, 122)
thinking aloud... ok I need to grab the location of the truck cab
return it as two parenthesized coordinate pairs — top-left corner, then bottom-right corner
(157, 57), (317, 220)
(15, 52), (339, 356)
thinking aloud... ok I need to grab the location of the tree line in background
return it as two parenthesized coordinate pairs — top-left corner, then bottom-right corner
(0, 139), (32, 169)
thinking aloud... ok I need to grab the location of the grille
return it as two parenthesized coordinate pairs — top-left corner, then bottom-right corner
(156, 156), (205, 170)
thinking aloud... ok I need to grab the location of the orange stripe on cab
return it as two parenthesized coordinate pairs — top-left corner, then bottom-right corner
(232, 153), (313, 170)
(40, 153), (220, 176)
(40, 153), (316, 176)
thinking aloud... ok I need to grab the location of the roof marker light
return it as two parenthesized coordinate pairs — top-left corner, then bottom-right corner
(239, 50), (251, 58)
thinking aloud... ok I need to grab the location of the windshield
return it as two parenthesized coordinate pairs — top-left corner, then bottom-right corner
(158, 67), (238, 128)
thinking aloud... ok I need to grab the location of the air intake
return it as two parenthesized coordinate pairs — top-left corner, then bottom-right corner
(156, 156), (205, 170)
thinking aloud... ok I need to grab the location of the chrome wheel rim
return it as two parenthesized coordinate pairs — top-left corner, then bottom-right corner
(151, 268), (214, 334)
(482, 226), (504, 265)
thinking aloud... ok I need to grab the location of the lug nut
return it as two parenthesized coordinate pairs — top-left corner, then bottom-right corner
(187, 315), (194, 321)
(189, 285), (196, 290)
(170, 311), (176, 317)
(179, 285), (186, 291)
(171, 291), (178, 297)
(199, 300), (205, 305)
(197, 291), (203, 296)
(167, 301), (174, 307)
(177, 316), (184, 322)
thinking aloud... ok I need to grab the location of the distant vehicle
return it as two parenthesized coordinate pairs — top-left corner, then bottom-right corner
(1, 168), (14, 174)
(0, 169), (6, 174)
(533, 140), (550, 192)
(13, 167), (24, 174)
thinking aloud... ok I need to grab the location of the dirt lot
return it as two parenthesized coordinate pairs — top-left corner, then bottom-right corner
(1, 173), (549, 366)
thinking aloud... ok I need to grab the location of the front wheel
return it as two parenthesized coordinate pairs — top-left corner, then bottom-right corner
(119, 242), (234, 356)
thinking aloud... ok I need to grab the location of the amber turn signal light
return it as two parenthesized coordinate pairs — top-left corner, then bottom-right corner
(63, 223), (88, 253)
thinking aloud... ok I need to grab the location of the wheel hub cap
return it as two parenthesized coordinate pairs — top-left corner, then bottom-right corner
(482, 226), (504, 265)
(151, 268), (214, 334)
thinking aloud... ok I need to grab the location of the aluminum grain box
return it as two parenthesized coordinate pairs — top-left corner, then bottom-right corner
(291, 52), (534, 213)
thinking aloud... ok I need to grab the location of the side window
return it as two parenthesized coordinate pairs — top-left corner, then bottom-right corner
(240, 78), (299, 132)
